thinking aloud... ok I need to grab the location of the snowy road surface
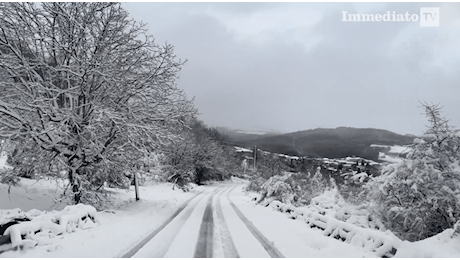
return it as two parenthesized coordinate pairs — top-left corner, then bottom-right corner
(127, 184), (284, 258)
(123, 182), (375, 258)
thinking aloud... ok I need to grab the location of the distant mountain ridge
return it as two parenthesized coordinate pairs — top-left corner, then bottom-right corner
(215, 126), (282, 142)
(226, 127), (415, 161)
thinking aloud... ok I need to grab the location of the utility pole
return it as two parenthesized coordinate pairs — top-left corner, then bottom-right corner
(254, 145), (257, 170)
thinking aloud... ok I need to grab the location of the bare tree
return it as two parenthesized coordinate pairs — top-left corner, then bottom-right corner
(0, 3), (196, 204)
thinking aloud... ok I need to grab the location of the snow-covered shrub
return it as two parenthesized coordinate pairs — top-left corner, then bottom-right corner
(254, 167), (330, 206)
(339, 171), (371, 205)
(2, 204), (99, 251)
(366, 103), (460, 241)
(309, 182), (386, 231)
(165, 166), (194, 192)
(0, 168), (20, 187)
(259, 174), (296, 204)
(285, 167), (329, 205)
(246, 176), (268, 192)
(366, 160), (460, 241)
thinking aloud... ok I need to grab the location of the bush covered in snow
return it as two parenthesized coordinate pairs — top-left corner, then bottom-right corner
(0, 204), (99, 253)
(246, 176), (267, 193)
(284, 167), (329, 205)
(259, 174), (296, 204)
(339, 171), (371, 205)
(366, 159), (460, 241)
(0, 168), (20, 188)
(251, 167), (330, 206)
(365, 103), (460, 241)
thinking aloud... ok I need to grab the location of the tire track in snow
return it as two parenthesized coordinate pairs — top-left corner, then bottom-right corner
(125, 186), (223, 258)
(214, 186), (240, 258)
(227, 186), (285, 258)
(194, 185), (240, 258)
(193, 191), (215, 257)
(120, 190), (203, 258)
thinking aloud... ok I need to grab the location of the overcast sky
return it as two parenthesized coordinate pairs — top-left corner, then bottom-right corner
(124, 2), (460, 136)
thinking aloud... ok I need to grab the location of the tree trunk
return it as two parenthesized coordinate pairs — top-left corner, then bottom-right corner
(68, 169), (82, 204)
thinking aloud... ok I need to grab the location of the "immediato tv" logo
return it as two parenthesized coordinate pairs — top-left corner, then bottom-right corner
(341, 7), (439, 27)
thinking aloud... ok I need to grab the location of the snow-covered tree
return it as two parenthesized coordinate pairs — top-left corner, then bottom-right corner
(410, 102), (460, 171)
(0, 3), (195, 204)
(366, 103), (460, 241)
(162, 119), (235, 189)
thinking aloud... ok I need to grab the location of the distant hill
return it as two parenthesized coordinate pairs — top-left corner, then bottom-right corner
(232, 127), (415, 161)
(215, 126), (282, 142)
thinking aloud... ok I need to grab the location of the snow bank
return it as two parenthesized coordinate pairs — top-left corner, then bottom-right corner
(395, 226), (460, 257)
(1, 204), (98, 251)
(265, 199), (401, 257)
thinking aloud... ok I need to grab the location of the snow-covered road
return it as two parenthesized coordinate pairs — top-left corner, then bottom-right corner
(122, 182), (375, 258)
(128, 183), (283, 258)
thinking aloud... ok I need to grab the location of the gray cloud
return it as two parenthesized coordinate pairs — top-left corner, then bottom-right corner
(124, 2), (460, 135)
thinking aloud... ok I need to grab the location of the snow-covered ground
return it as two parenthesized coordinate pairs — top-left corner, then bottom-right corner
(378, 152), (404, 163)
(2, 148), (460, 258)
(0, 177), (202, 257)
(234, 146), (252, 153)
(368, 144), (413, 164)
(371, 144), (412, 154)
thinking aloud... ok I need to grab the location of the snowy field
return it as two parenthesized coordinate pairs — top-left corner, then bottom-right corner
(371, 144), (412, 155)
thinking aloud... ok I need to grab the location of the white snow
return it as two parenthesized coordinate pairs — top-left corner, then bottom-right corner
(395, 228), (460, 257)
(371, 144), (412, 154)
(4, 204), (99, 249)
(378, 152), (404, 163)
(0, 153), (9, 170)
(243, 184), (460, 258)
(234, 146), (253, 153)
(3, 149), (460, 259)
(0, 175), (201, 257)
(230, 186), (380, 257)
